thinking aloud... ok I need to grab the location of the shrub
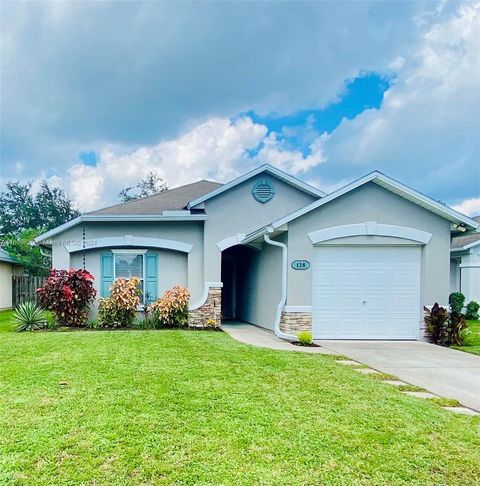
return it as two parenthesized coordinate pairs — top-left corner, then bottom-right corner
(36, 268), (96, 326)
(150, 286), (190, 327)
(14, 301), (48, 332)
(449, 292), (465, 314)
(448, 312), (467, 346)
(424, 303), (468, 347)
(45, 312), (59, 331)
(465, 301), (479, 320)
(133, 316), (157, 330)
(424, 304), (449, 345)
(204, 318), (218, 329)
(86, 319), (99, 330)
(297, 331), (313, 345)
(97, 277), (141, 328)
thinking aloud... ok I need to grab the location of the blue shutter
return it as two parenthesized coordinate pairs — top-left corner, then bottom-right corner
(144, 253), (158, 303)
(100, 253), (114, 297)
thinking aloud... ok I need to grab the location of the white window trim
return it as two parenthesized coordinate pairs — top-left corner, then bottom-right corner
(112, 249), (147, 304)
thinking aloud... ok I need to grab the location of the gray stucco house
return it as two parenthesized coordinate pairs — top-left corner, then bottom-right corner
(450, 216), (480, 304)
(36, 164), (479, 340)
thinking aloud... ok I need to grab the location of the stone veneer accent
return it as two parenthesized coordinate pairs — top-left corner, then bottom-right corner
(188, 287), (222, 329)
(279, 311), (312, 334)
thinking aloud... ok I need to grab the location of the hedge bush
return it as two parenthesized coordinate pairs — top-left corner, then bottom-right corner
(449, 292), (465, 314)
(36, 268), (96, 326)
(465, 301), (479, 320)
(98, 277), (141, 328)
(150, 286), (190, 327)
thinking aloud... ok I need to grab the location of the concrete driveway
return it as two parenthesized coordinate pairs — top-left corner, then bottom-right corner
(316, 340), (480, 411)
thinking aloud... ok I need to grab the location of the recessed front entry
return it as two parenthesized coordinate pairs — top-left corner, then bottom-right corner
(312, 246), (421, 339)
(221, 245), (257, 321)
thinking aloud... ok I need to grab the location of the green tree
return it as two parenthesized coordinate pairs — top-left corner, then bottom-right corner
(0, 228), (50, 276)
(0, 181), (80, 236)
(0, 180), (80, 275)
(118, 172), (168, 202)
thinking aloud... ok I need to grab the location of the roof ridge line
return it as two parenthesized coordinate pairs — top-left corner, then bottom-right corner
(86, 179), (221, 215)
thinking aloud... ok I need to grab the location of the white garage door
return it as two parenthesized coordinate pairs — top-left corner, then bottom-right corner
(312, 246), (421, 339)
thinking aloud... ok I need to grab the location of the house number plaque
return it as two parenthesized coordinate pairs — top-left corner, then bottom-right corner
(291, 260), (310, 270)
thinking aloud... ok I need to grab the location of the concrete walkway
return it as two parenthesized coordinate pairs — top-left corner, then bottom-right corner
(221, 322), (336, 354)
(316, 340), (480, 411)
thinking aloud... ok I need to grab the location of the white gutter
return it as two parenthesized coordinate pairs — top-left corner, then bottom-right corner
(263, 233), (298, 342)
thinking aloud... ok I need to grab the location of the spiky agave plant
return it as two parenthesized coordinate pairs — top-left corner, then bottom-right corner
(14, 301), (48, 332)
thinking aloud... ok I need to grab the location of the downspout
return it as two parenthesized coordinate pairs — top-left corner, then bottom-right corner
(263, 233), (298, 342)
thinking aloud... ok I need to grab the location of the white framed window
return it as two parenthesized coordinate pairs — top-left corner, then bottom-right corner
(112, 249), (147, 303)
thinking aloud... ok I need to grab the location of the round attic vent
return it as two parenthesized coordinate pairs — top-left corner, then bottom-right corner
(252, 179), (275, 203)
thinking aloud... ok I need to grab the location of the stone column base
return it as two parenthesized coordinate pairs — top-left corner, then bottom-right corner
(188, 287), (222, 329)
(279, 311), (312, 335)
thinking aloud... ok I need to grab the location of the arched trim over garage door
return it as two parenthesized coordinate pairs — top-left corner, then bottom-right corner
(308, 222), (432, 245)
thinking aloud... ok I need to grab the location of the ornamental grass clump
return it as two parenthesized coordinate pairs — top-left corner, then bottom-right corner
(297, 331), (313, 345)
(150, 286), (190, 327)
(36, 268), (96, 326)
(98, 277), (141, 328)
(14, 301), (48, 332)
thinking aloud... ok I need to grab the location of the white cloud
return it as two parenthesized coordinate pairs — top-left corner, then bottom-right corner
(2, 1), (478, 210)
(388, 56), (405, 71)
(1, 1), (429, 180)
(453, 198), (480, 217)
(56, 115), (334, 211)
(63, 117), (267, 210)
(321, 2), (480, 202)
(257, 132), (328, 175)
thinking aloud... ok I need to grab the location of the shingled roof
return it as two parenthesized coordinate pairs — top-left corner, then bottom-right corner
(87, 180), (222, 216)
(0, 248), (19, 264)
(452, 216), (480, 249)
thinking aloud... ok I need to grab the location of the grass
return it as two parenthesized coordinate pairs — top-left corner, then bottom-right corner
(397, 384), (427, 393)
(1, 311), (480, 485)
(0, 309), (14, 333)
(427, 397), (462, 408)
(369, 372), (399, 381)
(452, 320), (480, 356)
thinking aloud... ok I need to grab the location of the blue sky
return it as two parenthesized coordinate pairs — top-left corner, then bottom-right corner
(248, 73), (391, 137)
(0, 1), (478, 214)
(245, 73), (391, 157)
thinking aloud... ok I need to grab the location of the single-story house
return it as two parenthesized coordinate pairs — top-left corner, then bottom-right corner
(35, 164), (479, 340)
(0, 249), (24, 310)
(450, 216), (480, 304)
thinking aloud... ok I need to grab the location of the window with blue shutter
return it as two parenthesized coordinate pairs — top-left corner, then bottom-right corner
(100, 253), (114, 297)
(144, 253), (158, 303)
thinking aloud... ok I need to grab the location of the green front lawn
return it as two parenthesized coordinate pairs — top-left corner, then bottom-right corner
(1, 311), (479, 485)
(452, 320), (480, 356)
(0, 309), (14, 333)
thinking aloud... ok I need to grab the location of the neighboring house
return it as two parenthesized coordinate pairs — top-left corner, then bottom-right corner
(0, 249), (23, 310)
(35, 164), (479, 340)
(450, 215), (480, 304)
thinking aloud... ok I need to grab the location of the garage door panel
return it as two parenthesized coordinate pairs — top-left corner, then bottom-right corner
(392, 294), (418, 310)
(393, 270), (418, 287)
(365, 295), (391, 311)
(364, 271), (390, 289)
(312, 246), (421, 340)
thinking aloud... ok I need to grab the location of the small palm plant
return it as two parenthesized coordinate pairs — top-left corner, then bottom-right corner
(14, 301), (48, 332)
